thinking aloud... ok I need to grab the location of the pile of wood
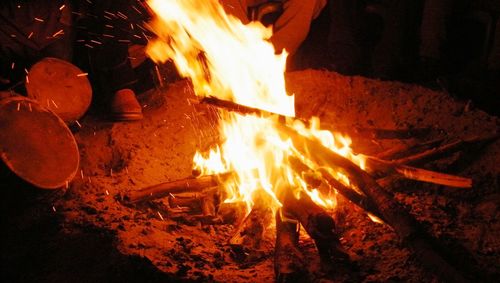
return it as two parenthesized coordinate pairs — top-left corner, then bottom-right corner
(123, 97), (497, 283)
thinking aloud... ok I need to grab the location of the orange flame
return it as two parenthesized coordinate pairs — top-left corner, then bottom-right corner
(146, 0), (365, 212)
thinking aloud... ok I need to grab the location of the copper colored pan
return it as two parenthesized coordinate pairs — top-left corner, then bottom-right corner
(0, 95), (79, 189)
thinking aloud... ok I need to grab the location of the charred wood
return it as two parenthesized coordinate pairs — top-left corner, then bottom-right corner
(282, 190), (349, 268)
(278, 123), (469, 283)
(274, 209), (307, 283)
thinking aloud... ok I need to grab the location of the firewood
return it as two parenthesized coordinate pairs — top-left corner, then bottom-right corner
(124, 172), (232, 203)
(168, 193), (202, 213)
(331, 125), (431, 140)
(198, 96), (429, 142)
(364, 156), (472, 188)
(281, 190), (349, 267)
(391, 134), (499, 165)
(274, 209), (307, 283)
(228, 192), (273, 250)
(288, 156), (385, 222)
(201, 189), (218, 216)
(374, 138), (444, 160)
(197, 96), (291, 118)
(277, 123), (469, 283)
(217, 201), (247, 224)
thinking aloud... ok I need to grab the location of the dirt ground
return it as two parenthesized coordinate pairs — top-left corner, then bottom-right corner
(2, 69), (499, 282)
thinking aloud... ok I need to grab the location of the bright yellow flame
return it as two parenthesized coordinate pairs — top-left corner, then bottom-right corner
(146, 0), (366, 212)
(146, 0), (293, 117)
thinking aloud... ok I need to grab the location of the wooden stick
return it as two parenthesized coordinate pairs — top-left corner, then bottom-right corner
(364, 156), (472, 188)
(391, 134), (499, 166)
(228, 192), (273, 249)
(274, 209), (307, 283)
(374, 138), (444, 160)
(124, 172), (232, 203)
(198, 96), (292, 118)
(277, 123), (468, 283)
(197, 97), (429, 141)
(282, 190), (349, 266)
(288, 156), (385, 222)
(331, 125), (431, 140)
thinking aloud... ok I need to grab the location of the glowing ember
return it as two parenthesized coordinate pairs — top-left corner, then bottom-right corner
(146, 0), (365, 212)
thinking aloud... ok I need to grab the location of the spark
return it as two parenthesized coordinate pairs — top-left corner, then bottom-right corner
(52, 206), (57, 212)
(52, 29), (64, 37)
(169, 193), (176, 198)
(125, 167), (129, 174)
(105, 190), (110, 196)
(17, 103), (20, 111)
(157, 211), (164, 221)
(88, 177), (92, 183)
(28, 31), (33, 39)
(110, 168), (113, 176)
(24, 68), (28, 74)
(117, 11), (128, 19)
(102, 34), (115, 38)
(90, 40), (102, 45)
(25, 75), (29, 83)
(80, 169), (84, 179)
(104, 11), (116, 17)
(34, 17), (44, 22)
(59, 4), (65, 10)
(28, 103), (32, 112)
(132, 5), (142, 14)
(51, 99), (58, 108)
(77, 72), (89, 77)
(11, 62), (15, 69)
(65, 181), (69, 189)
(118, 39), (131, 43)
(105, 24), (114, 28)
(75, 120), (82, 128)
(84, 44), (94, 49)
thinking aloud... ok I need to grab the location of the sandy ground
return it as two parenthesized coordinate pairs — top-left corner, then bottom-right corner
(2, 69), (499, 282)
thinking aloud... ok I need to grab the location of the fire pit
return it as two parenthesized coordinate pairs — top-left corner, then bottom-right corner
(3, 0), (499, 282)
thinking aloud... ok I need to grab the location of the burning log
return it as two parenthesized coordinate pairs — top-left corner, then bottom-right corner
(197, 96), (430, 141)
(228, 193), (273, 250)
(199, 96), (289, 117)
(274, 209), (307, 283)
(281, 190), (349, 268)
(196, 96), (474, 188)
(278, 124), (469, 283)
(124, 172), (232, 203)
(218, 201), (247, 224)
(288, 156), (385, 222)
